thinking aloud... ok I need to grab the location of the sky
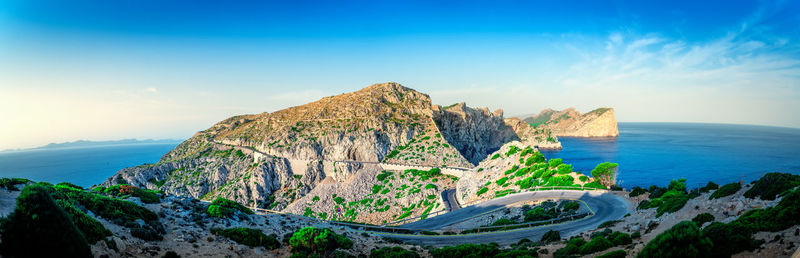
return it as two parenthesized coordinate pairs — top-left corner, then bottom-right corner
(1, 0), (799, 150)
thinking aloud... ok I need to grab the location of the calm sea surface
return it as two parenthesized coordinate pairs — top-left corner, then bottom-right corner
(541, 123), (800, 189)
(0, 143), (179, 187)
(1, 123), (799, 189)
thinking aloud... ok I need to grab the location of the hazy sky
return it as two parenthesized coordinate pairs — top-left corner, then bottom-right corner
(1, 0), (799, 149)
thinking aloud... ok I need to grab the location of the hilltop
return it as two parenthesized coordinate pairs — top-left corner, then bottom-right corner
(101, 82), (560, 223)
(520, 107), (619, 137)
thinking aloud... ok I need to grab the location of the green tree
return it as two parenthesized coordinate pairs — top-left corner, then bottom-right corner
(590, 162), (618, 188)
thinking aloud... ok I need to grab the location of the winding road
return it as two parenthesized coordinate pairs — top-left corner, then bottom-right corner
(376, 190), (631, 246)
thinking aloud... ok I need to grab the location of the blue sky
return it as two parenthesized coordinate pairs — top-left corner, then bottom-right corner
(1, 0), (799, 149)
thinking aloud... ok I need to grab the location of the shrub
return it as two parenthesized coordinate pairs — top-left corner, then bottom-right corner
(579, 175), (589, 182)
(211, 227), (279, 249)
(598, 250), (627, 258)
(54, 184), (158, 224)
(698, 181), (719, 193)
(56, 182), (84, 190)
(557, 164), (573, 175)
(541, 230), (561, 243)
(709, 182), (741, 200)
(608, 231), (632, 246)
(55, 199), (112, 243)
(491, 153), (501, 160)
(0, 184), (92, 258)
(206, 197), (254, 218)
(629, 186), (646, 197)
(637, 200), (651, 210)
(648, 185), (668, 199)
(0, 177), (31, 191)
(548, 158), (563, 168)
(691, 213), (714, 226)
(131, 227), (163, 241)
(376, 171), (393, 181)
(289, 227), (352, 256)
(476, 187), (489, 196)
(162, 251), (181, 258)
(491, 218), (516, 226)
(655, 190), (689, 217)
(584, 181), (606, 189)
(524, 207), (555, 221)
(560, 201), (580, 212)
(744, 172), (800, 200)
(631, 231), (641, 239)
(430, 244), (500, 258)
(495, 177), (508, 186)
(702, 222), (761, 257)
(370, 246), (420, 258)
(637, 221), (712, 258)
(580, 236), (613, 255)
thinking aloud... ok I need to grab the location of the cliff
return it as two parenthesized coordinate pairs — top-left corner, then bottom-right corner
(102, 82), (558, 224)
(521, 107), (619, 137)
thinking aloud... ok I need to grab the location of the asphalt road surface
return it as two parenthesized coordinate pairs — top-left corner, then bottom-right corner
(379, 190), (631, 246)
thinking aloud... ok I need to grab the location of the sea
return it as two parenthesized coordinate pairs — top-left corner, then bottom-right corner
(0, 143), (179, 188)
(540, 123), (800, 189)
(1, 123), (799, 189)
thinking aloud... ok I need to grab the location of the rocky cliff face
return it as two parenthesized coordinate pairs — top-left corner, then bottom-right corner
(521, 108), (619, 137)
(431, 103), (520, 165)
(102, 82), (562, 224)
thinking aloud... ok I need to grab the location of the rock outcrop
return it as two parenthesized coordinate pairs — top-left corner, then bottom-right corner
(102, 82), (559, 224)
(520, 107), (619, 137)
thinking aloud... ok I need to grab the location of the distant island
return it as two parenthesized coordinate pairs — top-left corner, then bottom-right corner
(2, 139), (183, 152)
(517, 107), (619, 137)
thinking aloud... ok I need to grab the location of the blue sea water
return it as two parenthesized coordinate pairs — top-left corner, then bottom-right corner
(0, 143), (179, 188)
(1, 123), (799, 190)
(540, 123), (800, 189)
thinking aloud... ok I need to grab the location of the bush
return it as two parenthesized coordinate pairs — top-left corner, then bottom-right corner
(524, 207), (555, 221)
(560, 201), (580, 212)
(0, 184), (92, 258)
(55, 199), (112, 243)
(369, 246), (420, 258)
(597, 250), (627, 258)
(652, 190), (689, 217)
(744, 172), (800, 200)
(289, 227), (352, 256)
(54, 184), (158, 224)
(579, 236), (613, 255)
(211, 227), (280, 249)
(636, 200), (651, 210)
(631, 231), (641, 239)
(0, 177), (31, 191)
(131, 227), (163, 241)
(608, 231), (632, 246)
(548, 158), (563, 168)
(709, 182), (741, 200)
(648, 185), (667, 199)
(629, 186), (646, 197)
(698, 181), (719, 193)
(691, 213), (714, 226)
(476, 187), (489, 196)
(430, 243), (538, 258)
(207, 197), (254, 218)
(162, 251), (181, 258)
(702, 222), (761, 257)
(541, 230), (561, 243)
(491, 218), (516, 226)
(56, 182), (84, 190)
(637, 221), (712, 258)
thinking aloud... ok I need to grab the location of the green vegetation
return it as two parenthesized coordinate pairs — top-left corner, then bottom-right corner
(708, 182), (741, 200)
(691, 213), (714, 225)
(597, 250), (627, 258)
(376, 170), (393, 181)
(104, 184), (161, 203)
(206, 197), (254, 218)
(645, 179), (689, 217)
(608, 231), (632, 246)
(629, 186), (646, 197)
(476, 187), (489, 196)
(744, 172), (800, 200)
(579, 236), (613, 255)
(0, 184), (93, 258)
(288, 227), (352, 257)
(0, 177), (31, 190)
(590, 162), (618, 187)
(54, 184), (158, 224)
(369, 246), (420, 258)
(430, 243), (539, 258)
(211, 227), (279, 249)
(55, 199), (112, 243)
(698, 181), (719, 193)
(491, 153), (501, 160)
(540, 230), (561, 243)
(505, 145), (520, 157)
(637, 221), (712, 258)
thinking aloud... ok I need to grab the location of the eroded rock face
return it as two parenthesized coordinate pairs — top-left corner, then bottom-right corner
(521, 107), (619, 137)
(432, 103), (520, 165)
(100, 82), (560, 222)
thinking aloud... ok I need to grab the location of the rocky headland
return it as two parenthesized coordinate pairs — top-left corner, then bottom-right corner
(520, 107), (619, 137)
